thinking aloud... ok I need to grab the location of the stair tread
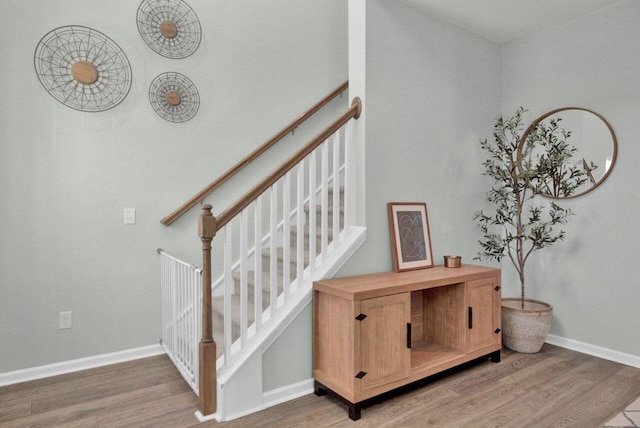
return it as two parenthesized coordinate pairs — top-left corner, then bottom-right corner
(212, 191), (345, 360)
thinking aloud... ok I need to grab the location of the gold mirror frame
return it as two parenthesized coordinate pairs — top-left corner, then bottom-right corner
(518, 107), (618, 199)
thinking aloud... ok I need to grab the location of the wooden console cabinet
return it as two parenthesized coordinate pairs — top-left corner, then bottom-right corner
(312, 264), (501, 420)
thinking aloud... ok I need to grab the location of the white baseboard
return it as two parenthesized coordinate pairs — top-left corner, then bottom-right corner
(263, 378), (314, 408)
(222, 378), (314, 422)
(546, 334), (640, 368)
(0, 344), (165, 387)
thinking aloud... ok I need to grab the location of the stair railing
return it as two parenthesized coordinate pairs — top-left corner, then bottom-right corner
(161, 81), (348, 226)
(196, 97), (362, 417)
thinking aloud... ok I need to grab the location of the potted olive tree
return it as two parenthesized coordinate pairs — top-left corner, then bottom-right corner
(474, 107), (586, 353)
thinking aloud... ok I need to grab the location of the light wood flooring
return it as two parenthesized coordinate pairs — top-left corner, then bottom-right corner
(1, 344), (639, 427)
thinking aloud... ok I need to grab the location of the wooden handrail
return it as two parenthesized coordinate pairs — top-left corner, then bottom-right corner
(216, 97), (362, 231)
(161, 81), (349, 226)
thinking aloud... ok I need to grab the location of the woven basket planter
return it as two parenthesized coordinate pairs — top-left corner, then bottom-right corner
(501, 298), (553, 353)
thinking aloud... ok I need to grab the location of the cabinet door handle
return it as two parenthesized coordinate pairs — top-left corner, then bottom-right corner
(407, 323), (412, 349)
(494, 285), (501, 291)
(495, 328), (501, 334)
(468, 307), (473, 329)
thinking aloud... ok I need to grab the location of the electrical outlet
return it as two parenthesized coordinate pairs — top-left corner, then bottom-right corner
(124, 208), (136, 225)
(59, 311), (72, 330)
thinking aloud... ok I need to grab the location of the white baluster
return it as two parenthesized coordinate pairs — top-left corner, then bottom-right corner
(240, 209), (248, 346)
(180, 264), (186, 365)
(283, 172), (291, 299)
(321, 140), (329, 260)
(186, 266), (191, 366)
(189, 266), (194, 369)
(195, 266), (202, 387)
(164, 257), (170, 357)
(171, 258), (178, 364)
(296, 161), (305, 286)
(223, 225), (233, 363)
(269, 184), (278, 317)
(184, 265), (188, 373)
(308, 151), (317, 275)
(160, 254), (165, 349)
(175, 262), (179, 358)
(184, 264), (189, 369)
(332, 130), (341, 246)
(254, 196), (263, 332)
(165, 256), (170, 351)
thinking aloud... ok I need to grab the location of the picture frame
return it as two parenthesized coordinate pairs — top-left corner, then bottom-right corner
(387, 202), (433, 272)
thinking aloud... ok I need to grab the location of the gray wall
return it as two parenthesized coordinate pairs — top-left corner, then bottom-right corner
(339, 0), (502, 278)
(0, 0), (347, 373)
(262, 304), (312, 391)
(501, 0), (640, 356)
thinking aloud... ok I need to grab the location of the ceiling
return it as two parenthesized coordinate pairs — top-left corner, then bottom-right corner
(400, 0), (626, 43)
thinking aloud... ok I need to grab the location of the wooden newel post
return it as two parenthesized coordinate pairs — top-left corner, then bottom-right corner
(198, 204), (217, 416)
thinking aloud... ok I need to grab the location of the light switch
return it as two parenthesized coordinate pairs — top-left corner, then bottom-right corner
(124, 208), (136, 225)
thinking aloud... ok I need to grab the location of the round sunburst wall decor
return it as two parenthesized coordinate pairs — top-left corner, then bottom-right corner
(34, 25), (133, 112)
(136, 0), (202, 59)
(149, 72), (199, 122)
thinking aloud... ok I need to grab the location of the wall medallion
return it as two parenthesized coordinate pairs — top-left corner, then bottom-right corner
(34, 25), (133, 112)
(149, 72), (200, 122)
(136, 0), (202, 59)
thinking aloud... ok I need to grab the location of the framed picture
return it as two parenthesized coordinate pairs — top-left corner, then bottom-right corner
(387, 202), (433, 272)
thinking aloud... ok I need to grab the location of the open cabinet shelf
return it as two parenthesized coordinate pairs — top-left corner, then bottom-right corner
(410, 340), (464, 370)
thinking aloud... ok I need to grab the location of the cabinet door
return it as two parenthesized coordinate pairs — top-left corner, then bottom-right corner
(358, 293), (411, 391)
(466, 278), (501, 353)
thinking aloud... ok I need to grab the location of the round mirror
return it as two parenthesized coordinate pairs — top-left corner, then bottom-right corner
(518, 107), (617, 199)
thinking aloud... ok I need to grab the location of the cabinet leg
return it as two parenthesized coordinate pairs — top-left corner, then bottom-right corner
(314, 381), (327, 396)
(348, 403), (362, 421)
(490, 350), (501, 363)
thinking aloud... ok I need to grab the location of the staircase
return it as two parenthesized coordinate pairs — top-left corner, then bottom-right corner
(206, 177), (364, 421)
(158, 90), (364, 422)
(213, 189), (344, 359)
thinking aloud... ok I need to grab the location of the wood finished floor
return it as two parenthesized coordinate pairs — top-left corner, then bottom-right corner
(1, 344), (639, 427)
